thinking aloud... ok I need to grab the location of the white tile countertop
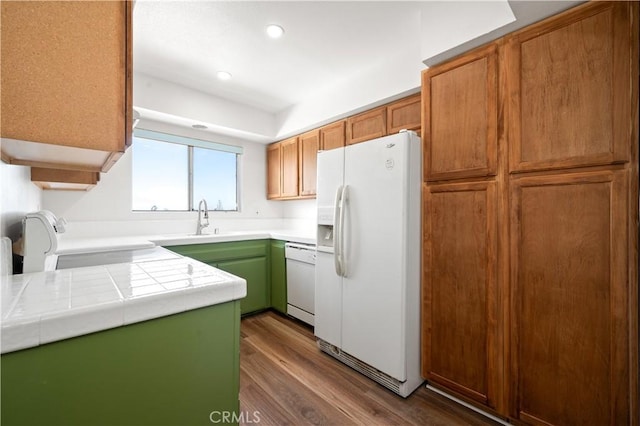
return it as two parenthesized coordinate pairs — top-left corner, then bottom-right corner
(0, 248), (246, 354)
(56, 229), (316, 255)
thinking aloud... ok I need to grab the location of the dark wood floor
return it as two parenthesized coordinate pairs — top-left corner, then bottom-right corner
(239, 311), (498, 426)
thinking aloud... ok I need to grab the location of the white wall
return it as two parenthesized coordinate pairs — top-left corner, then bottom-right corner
(419, 1), (515, 64)
(134, 73), (275, 141)
(275, 46), (424, 139)
(41, 119), (287, 237)
(0, 162), (41, 240)
(420, 0), (583, 66)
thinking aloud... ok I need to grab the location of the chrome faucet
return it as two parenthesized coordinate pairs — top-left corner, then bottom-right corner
(195, 199), (209, 235)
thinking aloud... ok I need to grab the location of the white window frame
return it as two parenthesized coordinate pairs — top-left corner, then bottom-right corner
(132, 129), (243, 212)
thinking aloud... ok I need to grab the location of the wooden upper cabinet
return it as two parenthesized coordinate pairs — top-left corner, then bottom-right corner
(387, 94), (421, 135)
(346, 106), (387, 145)
(266, 143), (282, 199)
(423, 43), (498, 182)
(299, 130), (318, 196)
(280, 137), (299, 198)
(319, 120), (346, 151)
(506, 2), (632, 172)
(510, 170), (631, 425)
(0, 1), (132, 173)
(422, 181), (500, 410)
(30, 168), (100, 191)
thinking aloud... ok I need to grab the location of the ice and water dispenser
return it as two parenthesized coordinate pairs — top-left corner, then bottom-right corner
(317, 206), (334, 251)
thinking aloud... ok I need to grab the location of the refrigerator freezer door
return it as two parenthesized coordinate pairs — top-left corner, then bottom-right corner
(340, 132), (414, 381)
(316, 149), (344, 221)
(314, 250), (342, 347)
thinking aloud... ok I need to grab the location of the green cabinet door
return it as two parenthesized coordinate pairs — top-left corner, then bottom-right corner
(270, 240), (287, 313)
(1, 301), (241, 426)
(217, 257), (269, 315)
(165, 240), (271, 315)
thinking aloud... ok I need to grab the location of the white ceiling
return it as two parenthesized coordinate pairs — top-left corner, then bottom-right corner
(132, 1), (583, 142)
(133, 1), (423, 115)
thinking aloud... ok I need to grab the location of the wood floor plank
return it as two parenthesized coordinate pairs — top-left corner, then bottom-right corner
(241, 343), (355, 425)
(239, 311), (499, 426)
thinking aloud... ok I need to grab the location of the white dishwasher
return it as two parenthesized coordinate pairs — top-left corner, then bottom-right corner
(285, 242), (316, 326)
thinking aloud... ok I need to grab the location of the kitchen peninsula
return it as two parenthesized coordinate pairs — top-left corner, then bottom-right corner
(1, 246), (246, 426)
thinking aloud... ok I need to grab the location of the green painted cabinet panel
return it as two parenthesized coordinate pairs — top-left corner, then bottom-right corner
(166, 240), (271, 315)
(217, 257), (269, 315)
(166, 240), (268, 264)
(1, 301), (241, 426)
(270, 240), (287, 313)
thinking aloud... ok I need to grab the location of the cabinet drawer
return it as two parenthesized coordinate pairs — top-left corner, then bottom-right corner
(165, 240), (269, 264)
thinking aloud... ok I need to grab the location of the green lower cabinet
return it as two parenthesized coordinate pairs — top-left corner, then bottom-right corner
(217, 257), (268, 315)
(270, 240), (287, 314)
(1, 301), (241, 426)
(166, 240), (272, 315)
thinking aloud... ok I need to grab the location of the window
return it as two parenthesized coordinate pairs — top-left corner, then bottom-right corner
(132, 129), (241, 211)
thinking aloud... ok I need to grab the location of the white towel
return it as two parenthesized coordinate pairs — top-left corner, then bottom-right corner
(0, 237), (12, 275)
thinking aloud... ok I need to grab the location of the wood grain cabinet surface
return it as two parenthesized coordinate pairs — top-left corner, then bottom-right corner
(266, 143), (282, 199)
(319, 120), (346, 151)
(422, 43), (498, 182)
(0, 0), (133, 174)
(422, 181), (500, 409)
(507, 2), (632, 173)
(30, 168), (100, 191)
(280, 137), (300, 198)
(421, 2), (638, 425)
(298, 130), (318, 196)
(346, 106), (387, 145)
(509, 170), (632, 425)
(266, 137), (300, 200)
(386, 93), (421, 135)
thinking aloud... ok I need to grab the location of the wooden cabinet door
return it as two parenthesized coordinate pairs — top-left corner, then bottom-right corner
(422, 181), (500, 409)
(1, 1), (132, 170)
(299, 130), (318, 196)
(280, 137), (299, 198)
(319, 120), (345, 151)
(346, 106), (386, 145)
(266, 143), (282, 199)
(422, 43), (498, 182)
(510, 170), (631, 425)
(506, 2), (632, 172)
(387, 93), (421, 135)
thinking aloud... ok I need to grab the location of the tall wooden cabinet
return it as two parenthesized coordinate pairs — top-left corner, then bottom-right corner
(421, 2), (638, 425)
(422, 40), (504, 413)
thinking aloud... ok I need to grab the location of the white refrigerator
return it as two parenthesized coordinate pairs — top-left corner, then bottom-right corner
(314, 130), (423, 397)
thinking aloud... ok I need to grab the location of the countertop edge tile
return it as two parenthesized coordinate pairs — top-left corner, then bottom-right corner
(1, 317), (40, 354)
(39, 300), (125, 345)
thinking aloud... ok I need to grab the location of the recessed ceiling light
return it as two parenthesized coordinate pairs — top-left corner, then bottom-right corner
(266, 24), (284, 39)
(192, 124), (207, 130)
(216, 71), (232, 81)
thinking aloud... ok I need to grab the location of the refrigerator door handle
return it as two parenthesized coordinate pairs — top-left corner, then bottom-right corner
(333, 185), (344, 276)
(337, 184), (349, 277)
